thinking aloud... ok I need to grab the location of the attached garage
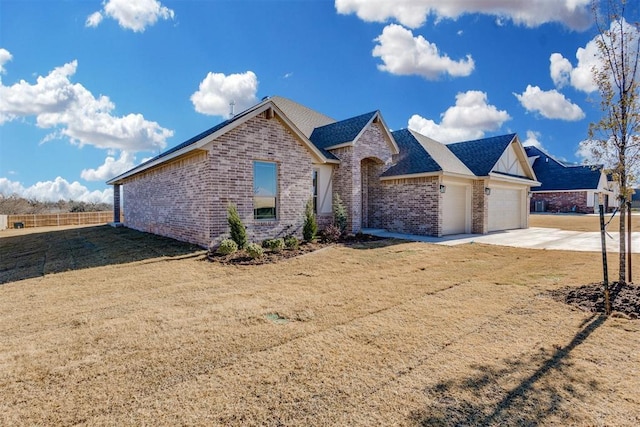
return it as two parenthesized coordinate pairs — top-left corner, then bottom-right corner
(488, 187), (525, 232)
(442, 183), (470, 235)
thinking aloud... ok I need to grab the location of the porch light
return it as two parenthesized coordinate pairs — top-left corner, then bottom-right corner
(439, 184), (446, 193)
(485, 187), (491, 196)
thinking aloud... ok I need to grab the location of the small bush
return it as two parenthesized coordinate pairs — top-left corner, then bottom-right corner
(303, 199), (318, 242)
(322, 224), (342, 243)
(227, 204), (247, 249)
(284, 235), (299, 250)
(217, 239), (238, 255)
(263, 238), (285, 252)
(333, 193), (348, 234)
(246, 242), (264, 259)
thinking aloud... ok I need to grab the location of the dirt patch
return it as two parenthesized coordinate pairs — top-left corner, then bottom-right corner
(550, 282), (640, 319)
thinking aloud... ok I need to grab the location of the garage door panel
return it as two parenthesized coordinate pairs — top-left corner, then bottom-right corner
(488, 188), (522, 232)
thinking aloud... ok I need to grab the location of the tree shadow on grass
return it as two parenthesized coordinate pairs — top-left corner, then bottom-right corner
(410, 314), (607, 426)
(0, 225), (203, 285)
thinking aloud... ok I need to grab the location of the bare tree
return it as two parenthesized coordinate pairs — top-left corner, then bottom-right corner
(588, 0), (640, 284)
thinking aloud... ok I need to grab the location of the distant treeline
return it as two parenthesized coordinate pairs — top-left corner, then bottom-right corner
(0, 195), (112, 215)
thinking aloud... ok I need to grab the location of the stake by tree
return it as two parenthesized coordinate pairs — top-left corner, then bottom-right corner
(586, 0), (640, 284)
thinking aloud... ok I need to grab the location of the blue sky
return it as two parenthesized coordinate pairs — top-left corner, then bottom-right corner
(0, 0), (628, 203)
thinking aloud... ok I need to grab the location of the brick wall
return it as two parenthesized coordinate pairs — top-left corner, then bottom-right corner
(530, 191), (591, 213)
(123, 151), (213, 246)
(209, 113), (316, 245)
(330, 122), (395, 233)
(369, 176), (440, 235)
(472, 180), (488, 234)
(122, 112), (319, 247)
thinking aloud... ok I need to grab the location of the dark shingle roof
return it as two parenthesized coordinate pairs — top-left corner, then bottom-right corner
(309, 111), (377, 151)
(381, 129), (441, 177)
(525, 146), (602, 191)
(447, 134), (516, 176)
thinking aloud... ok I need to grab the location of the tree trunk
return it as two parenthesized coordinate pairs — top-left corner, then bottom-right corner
(619, 200), (627, 284)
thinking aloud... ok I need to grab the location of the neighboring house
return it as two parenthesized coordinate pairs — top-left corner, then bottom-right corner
(525, 146), (613, 213)
(107, 96), (539, 247)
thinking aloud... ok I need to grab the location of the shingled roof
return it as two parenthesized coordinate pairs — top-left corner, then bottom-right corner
(382, 129), (441, 177)
(525, 146), (603, 191)
(447, 134), (516, 176)
(270, 96), (335, 138)
(309, 111), (378, 151)
(382, 129), (475, 178)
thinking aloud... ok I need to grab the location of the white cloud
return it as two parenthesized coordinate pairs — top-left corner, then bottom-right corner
(85, 11), (104, 28)
(372, 24), (474, 80)
(0, 54), (173, 152)
(522, 130), (543, 149)
(0, 48), (12, 74)
(514, 85), (585, 121)
(190, 71), (259, 117)
(550, 19), (640, 93)
(81, 151), (136, 182)
(549, 46), (599, 93)
(335, 0), (592, 30)
(0, 177), (113, 204)
(549, 52), (573, 88)
(87, 0), (174, 32)
(408, 90), (510, 143)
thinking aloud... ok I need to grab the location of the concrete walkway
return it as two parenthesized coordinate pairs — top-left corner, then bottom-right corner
(362, 227), (640, 253)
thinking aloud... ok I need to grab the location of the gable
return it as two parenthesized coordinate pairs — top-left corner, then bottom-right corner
(448, 134), (515, 176)
(107, 99), (331, 185)
(494, 143), (527, 177)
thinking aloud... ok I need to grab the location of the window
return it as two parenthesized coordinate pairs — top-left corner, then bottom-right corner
(312, 169), (318, 214)
(254, 161), (277, 220)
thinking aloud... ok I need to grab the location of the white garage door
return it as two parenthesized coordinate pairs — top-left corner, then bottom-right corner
(442, 184), (468, 235)
(488, 187), (523, 232)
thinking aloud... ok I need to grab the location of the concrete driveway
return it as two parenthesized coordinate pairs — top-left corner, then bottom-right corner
(363, 227), (640, 253)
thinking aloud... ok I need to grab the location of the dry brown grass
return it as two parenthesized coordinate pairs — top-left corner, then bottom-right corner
(531, 212), (640, 232)
(1, 225), (639, 426)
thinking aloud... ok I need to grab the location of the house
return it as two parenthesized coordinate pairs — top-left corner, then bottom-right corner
(107, 97), (539, 247)
(525, 146), (614, 213)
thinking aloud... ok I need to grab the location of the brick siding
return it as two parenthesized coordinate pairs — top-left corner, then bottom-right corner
(122, 112), (317, 247)
(330, 122), (395, 233)
(369, 176), (441, 236)
(124, 150), (212, 246)
(530, 191), (592, 213)
(472, 180), (489, 234)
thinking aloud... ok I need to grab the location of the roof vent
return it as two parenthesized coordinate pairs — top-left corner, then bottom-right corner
(229, 100), (235, 117)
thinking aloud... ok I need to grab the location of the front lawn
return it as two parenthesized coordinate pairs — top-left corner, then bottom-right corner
(1, 225), (638, 425)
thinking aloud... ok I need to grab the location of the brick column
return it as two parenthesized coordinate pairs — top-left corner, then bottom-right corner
(113, 184), (121, 223)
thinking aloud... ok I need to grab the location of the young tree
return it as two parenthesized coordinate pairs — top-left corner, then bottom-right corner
(587, 0), (640, 284)
(227, 203), (248, 249)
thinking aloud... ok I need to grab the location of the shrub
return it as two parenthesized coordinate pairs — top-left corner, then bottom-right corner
(263, 238), (285, 252)
(303, 199), (318, 242)
(322, 224), (342, 243)
(227, 204), (247, 249)
(333, 193), (348, 234)
(217, 238), (238, 255)
(284, 235), (299, 250)
(246, 242), (264, 259)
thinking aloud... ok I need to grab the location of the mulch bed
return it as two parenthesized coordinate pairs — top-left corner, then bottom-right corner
(549, 282), (640, 319)
(207, 234), (385, 265)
